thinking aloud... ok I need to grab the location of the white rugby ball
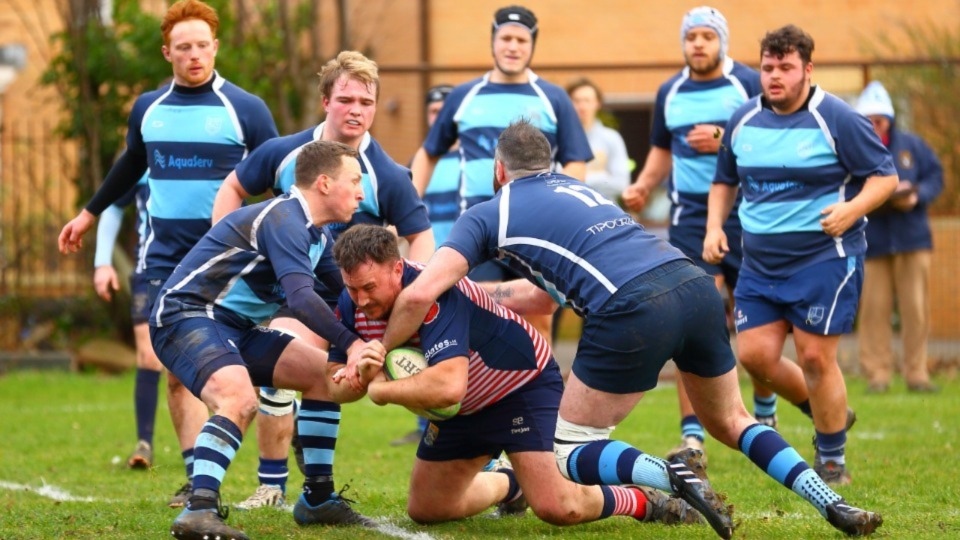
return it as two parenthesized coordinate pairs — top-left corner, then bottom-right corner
(383, 347), (461, 421)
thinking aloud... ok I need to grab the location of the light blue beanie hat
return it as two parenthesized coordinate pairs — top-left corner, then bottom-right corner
(856, 81), (895, 119)
(680, 6), (729, 59)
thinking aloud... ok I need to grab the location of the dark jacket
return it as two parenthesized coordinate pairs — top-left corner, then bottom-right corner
(865, 125), (943, 257)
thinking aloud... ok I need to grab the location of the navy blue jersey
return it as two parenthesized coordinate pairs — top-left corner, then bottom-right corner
(715, 86), (897, 277)
(444, 173), (686, 316)
(331, 262), (553, 414)
(128, 73), (278, 280)
(234, 122), (430, 239)
(424, 72), (592, 209)
(151, 187), (326, 328)
(651, 58), (760, 230)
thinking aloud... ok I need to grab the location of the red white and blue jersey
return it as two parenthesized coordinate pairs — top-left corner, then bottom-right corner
(444, 173), (686, 316)
(330, 262), (554, 415)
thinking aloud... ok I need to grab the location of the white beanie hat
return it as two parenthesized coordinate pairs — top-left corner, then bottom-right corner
(680, 6), (729, 59)
(856, 81), (895, 119)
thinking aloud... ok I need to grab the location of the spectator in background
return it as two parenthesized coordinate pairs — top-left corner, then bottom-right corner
(566, 78), (631, 202)
(855, 81), (944, 394)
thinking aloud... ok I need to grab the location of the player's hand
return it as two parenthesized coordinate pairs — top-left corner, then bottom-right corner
(820, 202), (860, 237)
(58, 210), (96, 254)
(621, 183), (651, 212)
(702, 227), (729, 264)
(93, 265), (120, 302)
(686, 124), (723, 154)
(340, 339), (386, 391)
(365, 373), (390, 406)
(890, 182), (919, 212)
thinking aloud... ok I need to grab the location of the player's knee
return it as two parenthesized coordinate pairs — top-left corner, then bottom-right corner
(553, 416), (613, 481)
(530, 498), (588, 526)
(258, 387), (297, 416)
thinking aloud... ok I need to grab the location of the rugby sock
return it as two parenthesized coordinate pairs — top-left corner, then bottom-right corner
(600, 485), (648, 520)
(299, 399), (341, 504)
(181, 448), (195, 480)
(133, 368), (161, 444)
(192, 415), (242, 494)
(753, 393), (778, 420)
(566, 440), (672, 492)
(258, 458), (289, 493)
(738, 423), (840, 517)
(680, 414), (705, 442)
(496, 465), (521, 505)
(815, 429), (846, 465)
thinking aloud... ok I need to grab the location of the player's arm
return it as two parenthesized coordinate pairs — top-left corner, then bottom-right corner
(411, 147), (441, 197)
(325, 341), (387, 403)
(483, 278), (558, 315)
(367, 356), (468, 410)
(92, 204), (125, 302)
(820, 173), (898, 237)
(622, 146), (671, 212)
(403, 228), (436, 264)
(281, 273), (361, 354)
(703, 182), (739, 264)
(59, 150), (147, 254)
(560, 161), (586, 182)
(382, 247), (469, 350)
(212, 170), (252, 224)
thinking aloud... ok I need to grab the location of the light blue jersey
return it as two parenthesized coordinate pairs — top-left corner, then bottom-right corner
(651, 57), (760, 230)
(151, 186), (326, 328)
(235, 122), (430, 239)
(424, 71), (592, 210)
(128, 73), (278, 280)
(444, 173), (685, 316)
(715, 86), (897, 277)
(423, 149), (461, 245)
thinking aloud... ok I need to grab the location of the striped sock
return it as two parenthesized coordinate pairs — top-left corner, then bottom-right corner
(298, 400), (341, 477)
(753, 393), (778, 418)
(192, 415), (243, 493)
(600, 485), (647, 519)
(566, 440), (671, 492)
(681, 415), (705, 442)
(815, 429), (846, 465)
(181, 448), (195, 480)
(738, 423), (841, 517)
(258, 458), (289, 493)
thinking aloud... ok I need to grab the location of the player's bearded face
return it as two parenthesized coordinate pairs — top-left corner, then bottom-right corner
(760, 51), (811, 113)
(344, 261), (403, 321)
(163, 19), (218, 87)
(682, 28), (722, 78)
(492, 26), (533, 77)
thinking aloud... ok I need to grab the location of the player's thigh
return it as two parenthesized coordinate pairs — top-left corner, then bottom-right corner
(133, 323), (163, 371)
(150, 318), (247, 397)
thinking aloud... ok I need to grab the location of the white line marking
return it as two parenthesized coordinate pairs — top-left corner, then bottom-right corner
(371, 520), (439, 540)
(0, 479), (118, 502)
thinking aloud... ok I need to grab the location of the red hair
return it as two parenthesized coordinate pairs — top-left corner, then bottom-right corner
(161, 0), (219, 46)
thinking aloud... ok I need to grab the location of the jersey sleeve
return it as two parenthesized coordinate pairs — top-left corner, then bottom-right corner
(650, 84), (672, 150)
(376, 164), (432, 236)
(552, 90), (594, 164)
(328, 291), (358, 364)
(422, 90), (465, 157)
(834, 106), (897, 179)
(239, 95), (279, 151)
(235, 139), (283, 196)
(442, 204), (497, 268)
(416, 288), (472, 365)
(714, 110), (744, 186)
(256, 206), (316, 281)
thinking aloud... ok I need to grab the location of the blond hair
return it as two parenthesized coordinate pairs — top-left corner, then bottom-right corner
(318, 51), (380, 100)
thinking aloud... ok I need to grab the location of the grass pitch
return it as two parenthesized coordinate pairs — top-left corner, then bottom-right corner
(1, 368), (958, 539)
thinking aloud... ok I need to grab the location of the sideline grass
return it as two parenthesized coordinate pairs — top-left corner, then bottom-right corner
(1, 369), (959, 539)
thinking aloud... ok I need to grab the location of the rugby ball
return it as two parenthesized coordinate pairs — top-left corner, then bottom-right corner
(383, 347), (461, 421)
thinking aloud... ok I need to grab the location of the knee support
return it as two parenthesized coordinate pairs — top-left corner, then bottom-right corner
(258, 387), (298, 416)
(553, 415), (613, 480)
